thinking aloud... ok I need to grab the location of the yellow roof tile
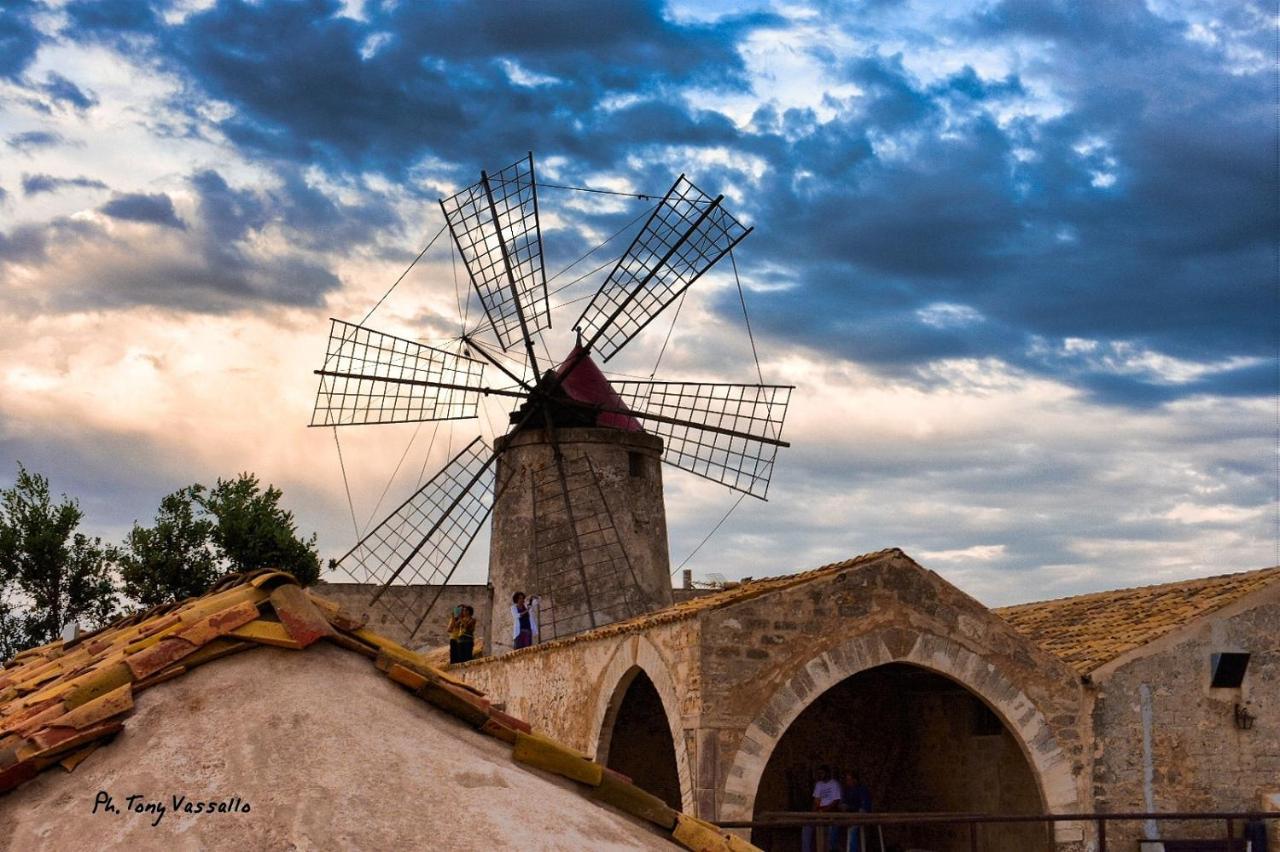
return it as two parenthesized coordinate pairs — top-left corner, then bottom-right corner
(995, 565), (1280, 675)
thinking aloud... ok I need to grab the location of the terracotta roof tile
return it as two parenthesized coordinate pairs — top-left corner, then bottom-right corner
(0, 569), (751, 851)
(995, 566), (1280, 675)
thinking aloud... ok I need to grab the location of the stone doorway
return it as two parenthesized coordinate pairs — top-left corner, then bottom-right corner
(751, 663), (1051, 852)
(597, 667), (682, 809)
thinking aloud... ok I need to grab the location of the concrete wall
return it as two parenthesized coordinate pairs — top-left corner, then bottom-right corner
(314, 582), (492, 650)
(1090, 586), (1280, 848)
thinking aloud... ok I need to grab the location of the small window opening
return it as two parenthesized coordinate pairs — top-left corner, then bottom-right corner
(628, 451), (644, 478)
(970, 696), (1003, 736)
(1210, 652), (1250, 688)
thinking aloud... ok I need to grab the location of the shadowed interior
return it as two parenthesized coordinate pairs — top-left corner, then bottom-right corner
(752, 663), (1050, 852)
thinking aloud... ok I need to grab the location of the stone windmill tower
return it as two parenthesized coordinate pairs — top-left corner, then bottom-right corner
(310, 154), (792, 649)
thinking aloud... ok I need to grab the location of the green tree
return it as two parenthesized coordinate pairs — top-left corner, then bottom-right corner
(0, 465), (118, 656)
(118, 485), (220, 608)
(200, 473), (320, 585)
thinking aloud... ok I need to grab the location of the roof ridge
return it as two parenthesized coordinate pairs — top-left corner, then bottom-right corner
(995, 564), (1280, 613)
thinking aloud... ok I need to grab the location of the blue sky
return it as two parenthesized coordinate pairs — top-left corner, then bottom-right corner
(0, 0), (1274, 604)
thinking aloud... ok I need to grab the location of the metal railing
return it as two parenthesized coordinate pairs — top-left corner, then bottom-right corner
(717, 810), (1280, 851)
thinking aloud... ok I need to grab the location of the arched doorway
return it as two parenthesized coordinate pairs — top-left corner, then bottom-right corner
(597, 668), (682, 809)
(752, 663), (1051, 852)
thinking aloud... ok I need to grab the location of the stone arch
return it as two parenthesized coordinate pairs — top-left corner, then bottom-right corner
(590, 635), (692, 811)
(721, 631), (1080, 844)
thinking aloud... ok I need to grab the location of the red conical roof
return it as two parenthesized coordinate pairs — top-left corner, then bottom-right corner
(555, 345), (643, 432)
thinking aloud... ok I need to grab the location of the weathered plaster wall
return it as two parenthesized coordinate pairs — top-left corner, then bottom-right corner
(314, 582), (492, 650)
(1091, 588), (1280, 848)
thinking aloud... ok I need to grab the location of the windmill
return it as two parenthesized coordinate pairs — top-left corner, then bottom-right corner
(311, 153), (791, 648)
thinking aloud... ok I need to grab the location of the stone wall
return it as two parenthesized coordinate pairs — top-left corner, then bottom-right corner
(1090, 585), (1280, 848)
(455, 619), (701, 811)
(701, 553), (1089, 845)
(454, 551), (1092, 849)
(314, 582), (491, 650)
(488, 428), (673, 647)
(752, 664), (1050, 852)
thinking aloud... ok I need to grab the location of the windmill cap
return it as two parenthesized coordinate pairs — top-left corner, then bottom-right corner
(555, 345), (643, 432)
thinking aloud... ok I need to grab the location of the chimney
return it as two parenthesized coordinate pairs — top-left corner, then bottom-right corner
(682, 569), (693, 590)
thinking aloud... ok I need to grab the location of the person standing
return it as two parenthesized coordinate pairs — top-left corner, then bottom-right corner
(840, 771), (872, 852)
(801, 765), (843, 852)
(447, 604), (476, 664)
(511, 592), (540, 650)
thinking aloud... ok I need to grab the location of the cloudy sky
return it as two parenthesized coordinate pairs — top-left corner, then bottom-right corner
(0, 0), (1273, 606)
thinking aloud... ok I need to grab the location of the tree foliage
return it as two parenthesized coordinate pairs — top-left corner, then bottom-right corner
(200, 473), (321, 585)
(1, 466), (322, 659)
(0, 465), (117, 658)
(118, 485), (219, 608)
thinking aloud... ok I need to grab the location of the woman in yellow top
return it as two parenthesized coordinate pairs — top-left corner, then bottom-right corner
(447, 605), (477, 664)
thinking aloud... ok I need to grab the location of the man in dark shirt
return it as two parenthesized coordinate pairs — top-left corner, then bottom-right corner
(840, 771), (872, 852)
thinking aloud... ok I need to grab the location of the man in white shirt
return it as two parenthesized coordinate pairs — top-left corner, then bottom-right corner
(801, 765), (843, 852)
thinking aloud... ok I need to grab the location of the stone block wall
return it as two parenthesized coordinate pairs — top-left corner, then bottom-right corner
(453, 618), (701, 812)
(1091, 588), (1280, 848)
(314, 582), (492, 650)
(699, 553), (1090, 851)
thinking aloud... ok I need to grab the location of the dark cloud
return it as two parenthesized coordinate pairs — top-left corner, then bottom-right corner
(0, 218), (100, 266)
(22, 173), (109, 196)
(42, 0), (1278, 410)
(0, 0), (43, 81)
(38, 72), (98, 111)
(100, 192), (186, 229)
(57, 0), (772, 176)
(63, 0), (159, 36)
(6, 131), (70, 152)
(727, 7), (1274, 407)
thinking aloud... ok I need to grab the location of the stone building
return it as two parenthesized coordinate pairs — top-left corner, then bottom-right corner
(444, 548), (1280, 851)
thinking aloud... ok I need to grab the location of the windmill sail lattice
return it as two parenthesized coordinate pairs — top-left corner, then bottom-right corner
(610, 381), (792, 499)
(334, 437), (495, 638)
(315, 153), (793, 647)
(312, 319), (486, 427)
(575, 175), (752, 361)
(440, 153), (551, 353)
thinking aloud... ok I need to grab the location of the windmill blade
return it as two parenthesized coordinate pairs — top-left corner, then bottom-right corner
(529, 451), (651, 640)
(610, 381), (792, 499)
(311, 319), (486, 427)
(332, 437), (497, 640)
(574, 175), (751, 362)
(440, 153), (550, 359)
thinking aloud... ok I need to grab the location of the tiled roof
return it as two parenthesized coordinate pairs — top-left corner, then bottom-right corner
(995, 566), (1280, 675)
(460, 548), (905, 666)
(0, 570), (755, 852)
